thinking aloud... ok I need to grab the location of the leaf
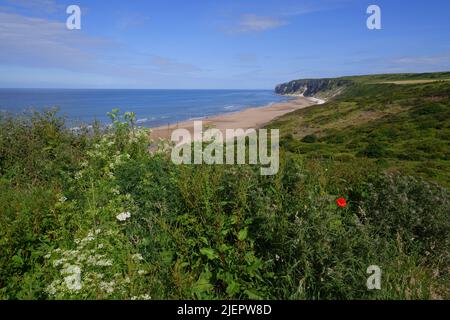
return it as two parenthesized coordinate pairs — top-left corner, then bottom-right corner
(200, 248), (219, 260)
(11, 255), (23, 268)
(238, 228), (248, 241)
(244, 289), (263, 300)
(226, 280), (240, 296)
(192, 269), (214, 296)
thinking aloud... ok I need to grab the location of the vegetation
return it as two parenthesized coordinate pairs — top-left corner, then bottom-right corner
(270, 76), (450, 188)
(0, 73), (449, 300)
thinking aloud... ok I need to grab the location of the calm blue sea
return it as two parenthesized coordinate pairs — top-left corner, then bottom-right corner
(0, 89), (291, 127)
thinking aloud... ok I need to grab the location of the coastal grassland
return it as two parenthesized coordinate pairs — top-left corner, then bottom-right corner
(343, 71), (450, 84)
(269, 79), (450, 188)
(0, 104), (448, 300)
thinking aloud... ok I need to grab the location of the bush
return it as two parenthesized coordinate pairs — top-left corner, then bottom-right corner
(359, 142), (386, 158)
(301, 134), (318, 143)
(355, 174), (450, 259)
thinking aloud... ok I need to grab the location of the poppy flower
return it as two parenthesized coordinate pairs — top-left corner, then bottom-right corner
(336, 198), (347, 208)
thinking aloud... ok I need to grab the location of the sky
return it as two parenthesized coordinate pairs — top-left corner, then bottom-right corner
(0, 0), (449, 89)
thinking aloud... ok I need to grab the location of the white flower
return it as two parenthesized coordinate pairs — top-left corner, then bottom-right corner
(61, 265), (82, 291)
(97, 243), (104, 249)
(99, 281), (115, 294)
(64, 273), (82, 291)
(131, 294), (151, 300)
(95, 259), (113, 267)
(138, 270), (146, 275)
(53, 258), (66, 267)
(61, 264), (81, 275)
(116, 211), (131, 221)
(46, 280), (59, 295)
(59, 196), (67, 203)
(131, 254), (143, 261)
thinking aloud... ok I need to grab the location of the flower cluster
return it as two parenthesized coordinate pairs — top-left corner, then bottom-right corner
(44, 229), (146, 299)
(116, 211), (131, 222)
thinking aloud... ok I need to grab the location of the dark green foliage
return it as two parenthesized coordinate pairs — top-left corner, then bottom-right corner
(301, 134), (318, 143)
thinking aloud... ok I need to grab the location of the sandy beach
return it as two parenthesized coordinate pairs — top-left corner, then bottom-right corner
(150, 96), (321, 140)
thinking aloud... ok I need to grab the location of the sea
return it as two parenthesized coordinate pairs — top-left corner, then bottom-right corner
(0, 89), (292, 128)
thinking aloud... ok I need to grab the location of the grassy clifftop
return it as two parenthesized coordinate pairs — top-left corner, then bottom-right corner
(275, 72), (450, 98)
(271, 72), (450, 188)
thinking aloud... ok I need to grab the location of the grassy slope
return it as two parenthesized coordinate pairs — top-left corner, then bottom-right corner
(268, 74), (450, 188)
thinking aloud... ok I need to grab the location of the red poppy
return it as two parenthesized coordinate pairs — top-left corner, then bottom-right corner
(336, 198), (347, 208)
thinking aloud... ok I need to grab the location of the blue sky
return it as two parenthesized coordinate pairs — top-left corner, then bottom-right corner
(0, 0), (449, 89)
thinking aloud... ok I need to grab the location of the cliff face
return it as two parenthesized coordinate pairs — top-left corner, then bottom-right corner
(275, 78), (352, 97)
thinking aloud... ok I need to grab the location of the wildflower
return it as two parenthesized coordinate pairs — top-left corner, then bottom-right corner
(336, 198), (347, 208)
(138, 270), (146, 275)
(131, 294), (151, 300)
(59, 196), (67, 203)
(61, 265), (82, 291)
(46, 280), (59, 295)
(99, 281), (115, 294)
(61, 264), (81, 275)
(95, 259), (113, 267)
(132, 253), (144, 261)
(116, 211), (131, 221)
(53, 258), (66, 267)
(64, 273), (82, 291)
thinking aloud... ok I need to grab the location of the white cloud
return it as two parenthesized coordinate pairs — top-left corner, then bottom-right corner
(390, 54), (450, 66)
(3, 0), (63, 14)
(227, 14), (287, 34)
(0, 12), (112, 72)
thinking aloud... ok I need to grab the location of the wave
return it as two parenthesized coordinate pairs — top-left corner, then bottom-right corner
(189, 116), (206, 121)
(136, 118), (149, 124)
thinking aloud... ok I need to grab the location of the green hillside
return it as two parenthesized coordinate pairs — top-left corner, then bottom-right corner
(270, 73), (450, 188)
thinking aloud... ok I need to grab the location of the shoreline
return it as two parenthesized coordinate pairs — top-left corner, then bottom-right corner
(149, 96), (323, 140)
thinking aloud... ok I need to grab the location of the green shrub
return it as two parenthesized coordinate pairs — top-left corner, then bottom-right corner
(301, 134), (318, 143)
